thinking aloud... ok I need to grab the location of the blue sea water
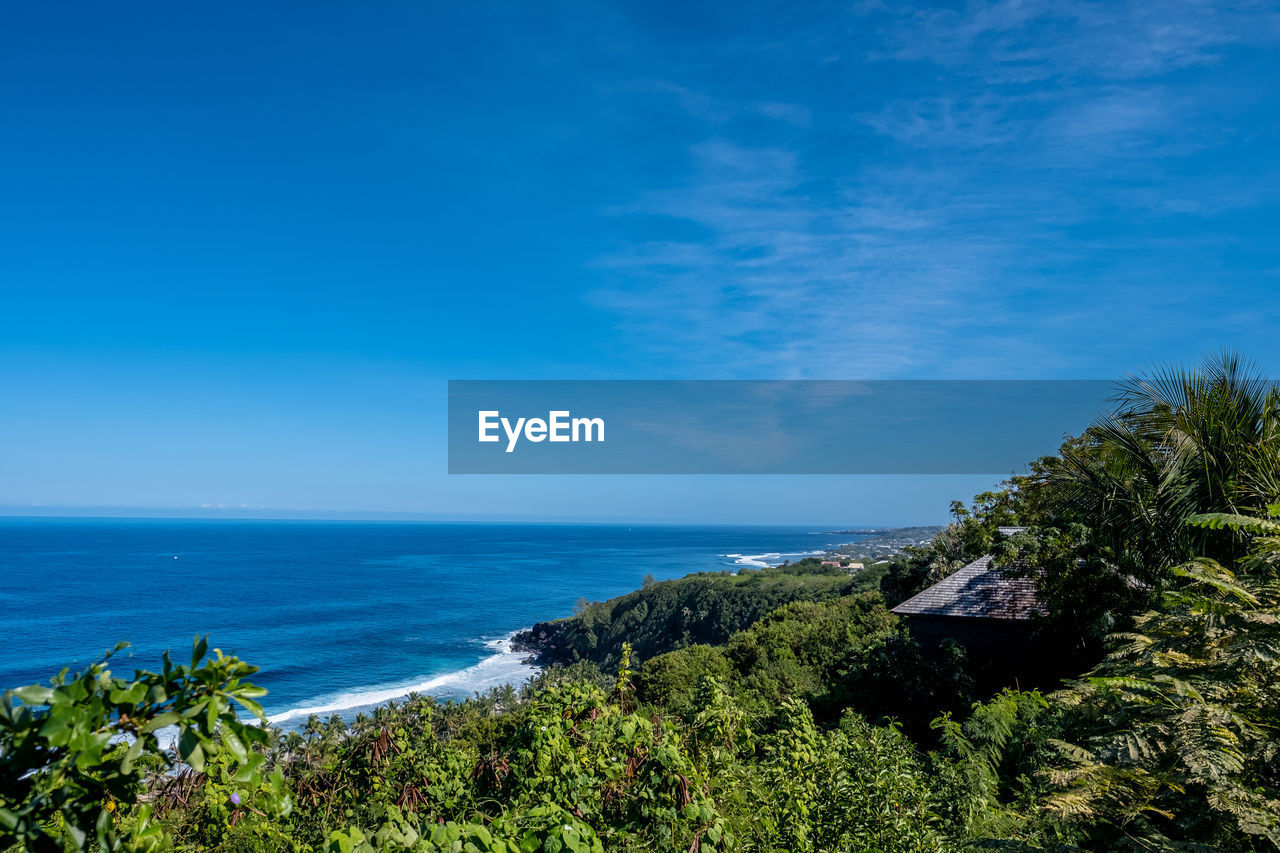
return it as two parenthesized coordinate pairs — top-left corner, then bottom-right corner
(0, 518), (857, 724)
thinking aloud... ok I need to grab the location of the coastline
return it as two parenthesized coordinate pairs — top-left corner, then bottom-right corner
(270, 539), (869, 722)
(10, 523), (921, 733)
(266, 631), (540, 727)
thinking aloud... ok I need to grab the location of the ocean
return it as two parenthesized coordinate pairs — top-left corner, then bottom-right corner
(0, 518), (857, 725)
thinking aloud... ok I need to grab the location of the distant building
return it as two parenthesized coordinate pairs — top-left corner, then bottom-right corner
(890, 554), (1041, 654)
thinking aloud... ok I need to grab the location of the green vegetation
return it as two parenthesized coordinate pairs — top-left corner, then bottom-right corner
(4, 352), (1280, 851)
(0, 641), (287, 852)
(514, 559), (888, 669)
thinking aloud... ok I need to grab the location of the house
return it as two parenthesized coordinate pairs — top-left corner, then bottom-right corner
(890, 550), (1041, 655)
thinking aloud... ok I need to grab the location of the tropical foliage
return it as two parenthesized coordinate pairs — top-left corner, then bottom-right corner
(1042, 510), (1280, 850)
(0, 640), (287, 852)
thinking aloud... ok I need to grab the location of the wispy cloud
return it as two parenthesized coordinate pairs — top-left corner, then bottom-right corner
(622, 79), (812, 127)
(586, 0), (1280, 378)
(871, 0), (1280, 81)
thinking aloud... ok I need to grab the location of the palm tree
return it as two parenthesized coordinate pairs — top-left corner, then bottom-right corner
(261, 725), (287, 770)
(281, 729), (305, 766)
(1034, 351), (1280, 578)
(302, 713), (324, 742)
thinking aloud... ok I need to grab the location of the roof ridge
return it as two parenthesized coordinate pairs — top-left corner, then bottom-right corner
(890, 553), (1041, 621)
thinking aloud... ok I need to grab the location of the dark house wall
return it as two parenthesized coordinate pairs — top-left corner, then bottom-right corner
(907, 615), (1034, 656)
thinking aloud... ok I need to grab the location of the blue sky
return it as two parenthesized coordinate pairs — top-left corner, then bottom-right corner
(2, 1), (1278, 524)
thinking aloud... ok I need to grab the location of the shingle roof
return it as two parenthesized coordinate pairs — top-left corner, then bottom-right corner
(890, 555), (1042, 621)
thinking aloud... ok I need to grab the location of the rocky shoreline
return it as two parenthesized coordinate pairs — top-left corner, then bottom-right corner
(510, 621), (569, 666)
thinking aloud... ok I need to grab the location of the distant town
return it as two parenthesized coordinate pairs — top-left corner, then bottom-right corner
(822, 525), (944, 566)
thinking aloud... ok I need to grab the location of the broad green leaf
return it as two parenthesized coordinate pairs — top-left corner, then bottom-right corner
(191, 635), (208, 668)
(141, 710), (181, 732)
(10, 685), (54, 706)
(120, 735), (144, 774)
(222, 725), (248, 762)
(233, 752), (266, 783)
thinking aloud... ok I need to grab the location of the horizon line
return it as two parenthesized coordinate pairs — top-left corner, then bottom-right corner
(0, 506), (940, 528)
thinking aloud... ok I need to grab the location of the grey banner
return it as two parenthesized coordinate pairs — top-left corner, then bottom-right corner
(447, 380), (1113, 474)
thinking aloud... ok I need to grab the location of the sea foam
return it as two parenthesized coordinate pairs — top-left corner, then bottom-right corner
(266, 633), (537, 726)
(723, 549), (826, 568)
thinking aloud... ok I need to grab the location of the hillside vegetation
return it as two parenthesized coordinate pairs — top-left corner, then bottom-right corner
(513, 559), (888, 669)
